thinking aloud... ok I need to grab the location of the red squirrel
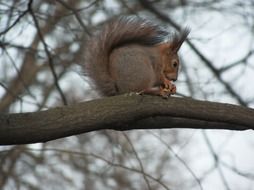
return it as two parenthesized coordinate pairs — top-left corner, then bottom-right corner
(84, 16), (189, 97)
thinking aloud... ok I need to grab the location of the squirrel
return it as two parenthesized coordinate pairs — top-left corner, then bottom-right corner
(84, 16), (189, 97)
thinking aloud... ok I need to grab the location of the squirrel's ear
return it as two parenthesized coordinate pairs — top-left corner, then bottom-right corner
(170, 28), (190, 53)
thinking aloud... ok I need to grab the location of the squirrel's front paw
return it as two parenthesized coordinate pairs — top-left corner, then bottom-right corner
(160, 82), (176, 98)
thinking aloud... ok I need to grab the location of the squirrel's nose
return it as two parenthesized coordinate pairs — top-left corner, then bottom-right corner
(169, 76), (177, 82)
(166, 73), (177, 82)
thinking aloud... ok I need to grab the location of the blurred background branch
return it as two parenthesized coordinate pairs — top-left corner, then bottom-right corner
(0, 0), (254, 190)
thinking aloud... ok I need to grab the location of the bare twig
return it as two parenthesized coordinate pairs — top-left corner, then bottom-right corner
(28, 0), (68, 105)
(123, 133), (152, 190)
(25, 147), (171, 190)
(56, 0), (91, 35)
(219, 49), (254, 73)
(0, 6), (29, 36)
(221, 161), (254, 180)
(151, 132), (204, 190)
(202, 131), (231, 190)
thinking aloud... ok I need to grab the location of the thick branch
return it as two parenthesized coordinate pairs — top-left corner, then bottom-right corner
(0, 95), (253, 145)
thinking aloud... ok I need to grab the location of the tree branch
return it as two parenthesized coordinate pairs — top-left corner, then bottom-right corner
(28, 0), (68, 106)
(0, 95), (253, 145)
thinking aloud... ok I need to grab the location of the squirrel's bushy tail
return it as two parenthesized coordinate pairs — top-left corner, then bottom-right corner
(84, 16), (168, 96)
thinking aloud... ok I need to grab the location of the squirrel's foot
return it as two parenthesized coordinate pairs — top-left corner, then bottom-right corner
(136, 90), (144, 95)
(124, 92), (140, 96)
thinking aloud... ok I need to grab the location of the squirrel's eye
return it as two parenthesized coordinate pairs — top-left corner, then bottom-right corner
(172, 61), (178, 68)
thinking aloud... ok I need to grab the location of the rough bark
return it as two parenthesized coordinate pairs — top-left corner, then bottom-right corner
(0, 95), (253, 145)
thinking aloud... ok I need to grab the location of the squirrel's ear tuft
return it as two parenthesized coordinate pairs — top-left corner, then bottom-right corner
(170, 28), (190, 53)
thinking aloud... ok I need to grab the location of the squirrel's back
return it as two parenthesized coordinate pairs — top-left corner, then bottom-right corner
(84, 16), (168, 96)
